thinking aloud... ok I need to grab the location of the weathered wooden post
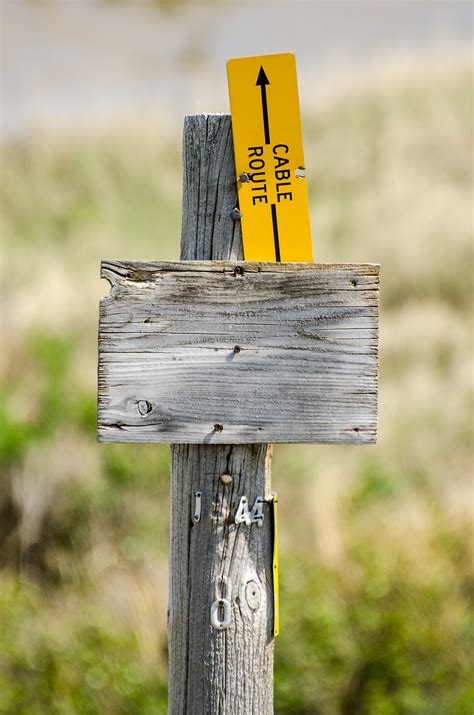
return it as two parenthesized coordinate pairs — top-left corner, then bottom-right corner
(168, 114), (275, 712)
(98, 52), (379, 715)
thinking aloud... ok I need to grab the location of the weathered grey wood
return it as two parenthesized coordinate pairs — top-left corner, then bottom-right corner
(170, 443), (274, 714)
(98, 260), (379, 445)
(168, 115), (274, 714)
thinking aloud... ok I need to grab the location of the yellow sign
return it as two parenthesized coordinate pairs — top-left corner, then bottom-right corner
(227, 53), (313, 262)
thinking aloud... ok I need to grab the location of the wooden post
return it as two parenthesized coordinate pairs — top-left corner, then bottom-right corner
(168, 115), (275, 713)
(97, 112), (379, 712)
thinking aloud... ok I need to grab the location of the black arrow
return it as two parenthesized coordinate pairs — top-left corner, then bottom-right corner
(256, 66), (280, 261)
(271, 204), (281, 262)
(256, 66), (271, 145)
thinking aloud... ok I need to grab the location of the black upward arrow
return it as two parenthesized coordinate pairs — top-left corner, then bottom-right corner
(255, 66), (280, 261)
(256, 66), (271, 145)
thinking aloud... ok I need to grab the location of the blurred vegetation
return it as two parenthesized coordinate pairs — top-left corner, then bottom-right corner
(102, 0), (224, 12)
(0, 59), (473, 713)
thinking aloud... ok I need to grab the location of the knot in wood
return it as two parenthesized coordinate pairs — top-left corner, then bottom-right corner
(245, 580), (261, 611)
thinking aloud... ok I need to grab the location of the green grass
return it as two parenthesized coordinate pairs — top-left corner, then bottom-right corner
(0, 57), (473, 713)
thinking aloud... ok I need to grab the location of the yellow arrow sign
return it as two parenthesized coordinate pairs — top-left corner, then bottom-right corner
(227, 53), (313, 262)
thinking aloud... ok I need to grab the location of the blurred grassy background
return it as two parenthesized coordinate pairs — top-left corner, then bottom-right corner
(1, 55), (473, 714)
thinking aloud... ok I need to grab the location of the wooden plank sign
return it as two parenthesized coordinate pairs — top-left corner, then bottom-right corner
(98, 260), (379, 445)
(227, 53), (313, 262)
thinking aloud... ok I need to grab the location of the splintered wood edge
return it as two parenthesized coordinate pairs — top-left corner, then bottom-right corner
(100, 259), (380, 291)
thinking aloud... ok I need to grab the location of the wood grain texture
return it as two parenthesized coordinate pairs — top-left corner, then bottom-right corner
(98, 260), (379, 445)
(168, 115), (274, 714)
(169, 443), (274, 714)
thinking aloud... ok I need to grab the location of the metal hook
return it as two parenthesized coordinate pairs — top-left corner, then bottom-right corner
(193, 491), (202, 524)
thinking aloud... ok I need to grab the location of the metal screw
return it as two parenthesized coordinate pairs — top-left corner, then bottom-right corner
(239, 173), (250, 183)
(230, 208), (243, 220)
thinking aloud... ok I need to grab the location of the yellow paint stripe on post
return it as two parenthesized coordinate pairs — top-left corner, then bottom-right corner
(227, 53), (313, 262)
(272, 493), (280, 637)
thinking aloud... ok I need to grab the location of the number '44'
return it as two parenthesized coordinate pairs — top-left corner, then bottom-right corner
(235, 496), (264, 527)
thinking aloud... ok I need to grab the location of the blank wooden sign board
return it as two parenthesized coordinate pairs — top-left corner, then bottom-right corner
(98, 260), (378, 444)
(97, 52), (379, 713)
